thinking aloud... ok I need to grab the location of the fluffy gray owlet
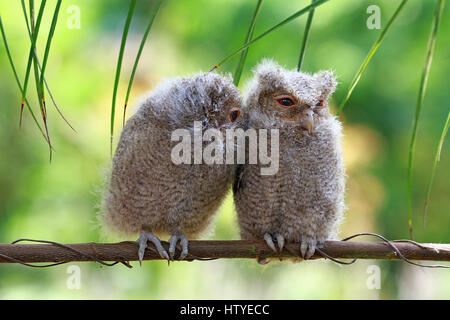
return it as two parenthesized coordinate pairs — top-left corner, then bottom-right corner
(102, 72), (242, 262)
(233, 59), (345, 260)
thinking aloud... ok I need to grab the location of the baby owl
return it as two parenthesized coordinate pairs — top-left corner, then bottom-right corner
(234, 59), (345, 259)
(102, 72), (242, 262)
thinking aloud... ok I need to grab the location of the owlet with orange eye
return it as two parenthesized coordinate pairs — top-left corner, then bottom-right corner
(101, 72), (243, 263)
(234, 59), (346, 261)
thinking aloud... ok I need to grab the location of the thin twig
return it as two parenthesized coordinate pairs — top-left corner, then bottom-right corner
(0, 237), (449, 269)
(11, 239), (132, 268)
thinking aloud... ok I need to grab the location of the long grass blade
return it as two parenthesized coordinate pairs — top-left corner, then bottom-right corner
(336, 0), (409, 116)
(29, 0), (53, 160)
(210, 0), (330, 71)
(0, 15), (49, 144)
(21, 0), (32, 38)
(38, 0), (75, 131)
(423, 111), (449, 228)
(21, 0), (75, 132)
(408, 0), (446, 238)
(34, 0), (62, 127)
(21, 0), (46, 121)
(29, 0), (45, 114)
(297, 0), (317, 71)
(38, 0), (61, 98)
(111, 0), (137, 155)
(233, 0), (263, 86)
(20, 0), (32, 127)
(122, 0), (164, 127)
(30, 0), (46, 115)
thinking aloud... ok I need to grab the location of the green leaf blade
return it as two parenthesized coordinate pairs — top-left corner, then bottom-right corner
(111, 0), (137, 155)
(297, 0), (317, 71)
(423, 111), (450, 228)
(39, 0), (62, 90)
(408, 0), (446, 237)
(123, 0), (165, 127)
(233, 0), (264, 87)
(21, 0), (47, 105)
(0, 15), (48, 143)
(211, 0), (330, 71)
(336, 0), (409, 116)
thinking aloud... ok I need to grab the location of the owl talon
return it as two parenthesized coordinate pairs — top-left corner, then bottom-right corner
(300, 237), (317, 260)
(169, 234), (189, 260)
(305, 246), (315, 260)
(264, 233), (277, 253)
(168, 235), (178, 260)
(275, 234), (285, 253)
(138, 231), (170, 264)
(300, 242), (307, 259)
(138, 235), (146, 266)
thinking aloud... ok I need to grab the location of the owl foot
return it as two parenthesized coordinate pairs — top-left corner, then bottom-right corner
(263, 233), (285, 254)
(137, 231), (170, 265)
(168, 233), (189, 260)
(300, 237), (317, 260)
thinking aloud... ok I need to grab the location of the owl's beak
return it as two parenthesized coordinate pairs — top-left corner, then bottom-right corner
(299, 110), (314, 133)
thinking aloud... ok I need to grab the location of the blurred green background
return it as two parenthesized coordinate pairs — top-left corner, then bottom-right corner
(0, 0), (449, 299)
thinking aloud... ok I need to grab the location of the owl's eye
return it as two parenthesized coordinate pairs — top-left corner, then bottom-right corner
(276, 96), (296, 108)
(229, 109), (240, 122)
(316, 99), (324, 108)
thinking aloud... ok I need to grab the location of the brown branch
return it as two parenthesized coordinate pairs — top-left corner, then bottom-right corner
(0, 240), (449, 266)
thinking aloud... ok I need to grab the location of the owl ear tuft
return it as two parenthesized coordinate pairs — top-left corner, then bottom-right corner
(315, 70), (337, 97)
(253, 59), (283, 89)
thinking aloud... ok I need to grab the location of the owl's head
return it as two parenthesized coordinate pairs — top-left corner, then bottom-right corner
(245, 59), (337, 132)
(148, 72), (243, 131)
(194, 72), (243, 131)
